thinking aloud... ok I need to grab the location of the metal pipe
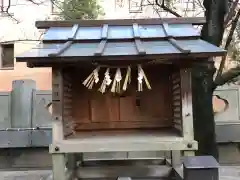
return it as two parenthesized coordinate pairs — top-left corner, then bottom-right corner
(0, 127), (51, 131)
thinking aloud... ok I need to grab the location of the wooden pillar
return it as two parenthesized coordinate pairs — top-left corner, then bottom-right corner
(52, 154), (66, 180)
(191, 62), (218, 160)
(51, 68), (66, 180)
(170, 151), (181, 167)
(183, 156), (219, 180)
(180, 69), (195, 157)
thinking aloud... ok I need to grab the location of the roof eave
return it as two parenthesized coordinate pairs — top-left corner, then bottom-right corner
(16, 50), (226, 68)
(35, 17), (206, 29)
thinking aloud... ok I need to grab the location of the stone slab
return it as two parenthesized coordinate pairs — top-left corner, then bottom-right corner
(0, 166), (239, 180)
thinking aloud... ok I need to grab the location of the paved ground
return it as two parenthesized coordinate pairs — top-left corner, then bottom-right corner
(219, 166), (240, 180)
(0, 170), (51, 180)
(0, 166), (240, 180)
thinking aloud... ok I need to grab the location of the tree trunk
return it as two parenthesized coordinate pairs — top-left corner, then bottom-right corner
(201, 0), (228, 46)
(193, 0), (228, 161)
(192, 62), (219, 160)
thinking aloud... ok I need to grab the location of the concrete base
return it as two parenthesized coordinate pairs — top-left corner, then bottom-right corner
(218, 144), (240, 165)
(0, 148), (51, 169)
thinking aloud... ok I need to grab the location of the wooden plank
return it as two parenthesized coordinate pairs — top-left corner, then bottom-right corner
(173, 95), (181, 101)
(168, 38), (191, 53)
(132, 23), (140, 38)
(132, 23), (146, 55)
(68, 24), (79, 40)
(173, 89), (181, 95)
(172, 83), (180, 90)
(173, 78), (181, 84)
(174, 113), (181, 118)
(162, 23), (172, 37)
(94, 24), (109, 56)
(173, 101), (181, 106)
(36, 17), (206, 29)
(134, 39), (146, 55)
(119, 95), (137, 122)
(172, 69), (182, 134)
(94, 40), (107, 56)
(173, 117), (182, 122)
(173, 106), (181, 112)
(49, 130), (198, 153)
(90, 92), (119, 123)
(50, 138), (198, 153)
(75, 120), (171, 130)
(75, 165), (171, 178)
(72, 73), (91, 124)
(48, 41), (73, 57)
(162, 23), (191, 53)
(72, 65), (172, 131)
(101, 24), (108, 39)
(82, 159), (165, 166)
(174, 123), (183, 131)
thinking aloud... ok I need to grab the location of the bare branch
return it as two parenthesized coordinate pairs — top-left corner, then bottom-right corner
(155, 0), (182, 17)
(0, 0), (46, 23)
(213, 65), (240, 90)
(27, 0), (45, 5)
(195, 0), (204, 9)
(215, 8), (240, 80)
(224, 0), (239, 27)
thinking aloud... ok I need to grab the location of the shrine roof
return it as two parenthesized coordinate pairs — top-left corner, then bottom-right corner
(16, 17), (226, 67)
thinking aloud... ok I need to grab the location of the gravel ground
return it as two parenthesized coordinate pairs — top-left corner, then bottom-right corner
(0, 166), (239, 180)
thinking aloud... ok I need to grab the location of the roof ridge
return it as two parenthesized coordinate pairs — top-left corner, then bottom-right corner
(35, 17), (206, 29)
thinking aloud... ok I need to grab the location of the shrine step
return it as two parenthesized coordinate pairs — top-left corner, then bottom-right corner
(75, 164), (172, 179)
(117, 177), (172, 180)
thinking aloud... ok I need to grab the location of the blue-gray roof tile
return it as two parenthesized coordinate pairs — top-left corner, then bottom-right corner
(15, 18), (226, 65)
(17, 39), (225, 59)
(43, 24), (200, 41)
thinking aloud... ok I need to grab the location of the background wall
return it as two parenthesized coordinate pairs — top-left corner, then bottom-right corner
(0, 42), (52, 91)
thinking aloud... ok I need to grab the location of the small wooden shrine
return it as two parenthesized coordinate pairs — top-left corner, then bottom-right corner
(16, 17), (226, 180)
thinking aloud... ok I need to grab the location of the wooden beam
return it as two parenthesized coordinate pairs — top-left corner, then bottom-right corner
(49, 138), (198, 153)
(162, 23), (191, 53)
(94, 24), (109, 56)
(48, 41), (73, 57)
(48, 24), (79, 56)
(82, 158), (165, 166)
(132, 23), (146, 55)
(52, 68), (64, 141)
(36, 17), (206, 29)
(16, 52), (226, 67)
(52, 154), (67, 180)
(68, 24), (79, 40)
(101, 24), (108, 40)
